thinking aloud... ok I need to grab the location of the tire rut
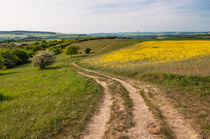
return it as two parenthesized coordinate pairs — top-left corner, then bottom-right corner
(72, 62), (160, 139)
(129, 80), (201, 139)
(77, 72), (113, 139)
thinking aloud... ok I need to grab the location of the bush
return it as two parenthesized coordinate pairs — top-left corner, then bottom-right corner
(12, 49), (29, 65)
(0, 49), (18, 68)
(48, 47), (61, 55)
(65, 45), (79, 57)
(56, 42), (70, 49)
(47, 40), (60, 47)
(30, 50), (55, 69)
(0, 56), (4, 69)
(24, 45), (42, 53)
(25, 50), (34, 58)
(85, 48), (91, 54)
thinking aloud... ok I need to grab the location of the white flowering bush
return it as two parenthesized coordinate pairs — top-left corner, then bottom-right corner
(30, 50), (55, 69)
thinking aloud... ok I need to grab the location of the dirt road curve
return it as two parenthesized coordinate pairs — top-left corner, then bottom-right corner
(73, 62), (159, 139)
(72, 61), (200, 139)
(78, 72), (112, 139)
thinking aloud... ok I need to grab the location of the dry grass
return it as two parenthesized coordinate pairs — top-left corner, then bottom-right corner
(98, 56), (210, 76)
(104, 82), (134, 139)
(164, 87), (210, 138)
(79, 39), (210, 138)
(83, 40), (210, 76)
(73, 39), (119, 54)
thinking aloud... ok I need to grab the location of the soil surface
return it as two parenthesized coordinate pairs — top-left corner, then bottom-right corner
(77, 72), (113, 139)
(73, 62), (160, 139)
(69, 44), (201, 139)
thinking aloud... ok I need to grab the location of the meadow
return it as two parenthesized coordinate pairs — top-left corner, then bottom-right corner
(80, 39), (210, 137)
(81, 40), (210, 97)
(83, 40), (210, 75)
(0, 53), (103, 138)
(73, 39), (119, 54)
(1, 38), (210, 138)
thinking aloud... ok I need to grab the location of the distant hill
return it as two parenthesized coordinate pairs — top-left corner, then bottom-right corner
(88, 32), (210, 39)
(0, 30), (57, 35)
(0, 30), (87, 41)
(0, 30), (210, 41)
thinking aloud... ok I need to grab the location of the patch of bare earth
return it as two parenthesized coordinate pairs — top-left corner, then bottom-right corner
(130, 80), (201, 139)
(72, 62), (161, 139)
(104, 82), (134, 139)
(116, 79), (160, 139)
(76, 72), (113, 139)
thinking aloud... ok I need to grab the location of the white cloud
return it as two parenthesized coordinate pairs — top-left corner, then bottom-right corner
(0, 0), (209, 33)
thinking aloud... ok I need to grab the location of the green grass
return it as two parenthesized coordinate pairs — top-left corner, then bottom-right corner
(73, 39), (120, 54)
(137, 72), (210, 96)
(138, 72), (210, 137)
(92, 39), (143, 56)
(79, 39), (210, 137)
(0, 53), (103, 138)
(80, 39), (210, 96)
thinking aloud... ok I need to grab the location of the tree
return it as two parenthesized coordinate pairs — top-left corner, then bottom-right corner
(0, 49), (18, 68)
(85, 48), (91, 54)
(65, 45), (79, 57)
(30, 50), (55, 69)
(12, 49), (29, 65)
(48, 47), (61, 55)
(0, 56), (4, 69)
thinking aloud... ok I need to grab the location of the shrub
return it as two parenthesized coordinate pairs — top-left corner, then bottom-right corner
(85, 48), (91, 54)
(30, 50), (55, 69)
(0, 56), (4, 69)
(12, 49), (29, 65)
(65, 45), (79, 57)
(0, 49), (18, 68)
(25, 50), (34, 57)
(48, 47), (61, 55)
(56, 43), (70, 49)
(24, 45), (42, 53)
(47, 40), (60, 47)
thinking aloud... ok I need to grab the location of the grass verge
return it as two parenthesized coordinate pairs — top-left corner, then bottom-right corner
(0, 53), (103, 138)
(79, 62), (210, 138)
(78, 39), (210, 138)
(137, 73), (210, 138)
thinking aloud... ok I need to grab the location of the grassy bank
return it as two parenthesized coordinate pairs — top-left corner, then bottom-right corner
(73, 39), (120, 54)
(0, 53), (103, 138)
(79, 39), (210, 137)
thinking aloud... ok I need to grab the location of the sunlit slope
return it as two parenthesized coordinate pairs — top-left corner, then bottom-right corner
(73, 39), (119, 54)
(93, 41), (210, 64)
(82, 40), (210, 75)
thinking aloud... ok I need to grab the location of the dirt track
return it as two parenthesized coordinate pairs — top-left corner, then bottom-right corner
(73, 62), (159, 139)
(69, 40), (201, 139)
(72, 61), (200, 139)
(78, 72), (112, 139)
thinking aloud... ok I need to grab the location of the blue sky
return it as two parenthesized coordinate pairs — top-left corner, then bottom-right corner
(0, 0), (209, 33)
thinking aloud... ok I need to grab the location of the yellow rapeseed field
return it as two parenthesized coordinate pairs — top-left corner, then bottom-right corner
(87, 41), (210, 67)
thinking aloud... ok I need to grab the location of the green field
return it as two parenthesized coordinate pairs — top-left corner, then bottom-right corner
(79, 39), (210, 137)
(0, 31), (84, 41)
(0, 53), (103, 138)
(73, 39), (120, 54)
(0, 38), (210, 138)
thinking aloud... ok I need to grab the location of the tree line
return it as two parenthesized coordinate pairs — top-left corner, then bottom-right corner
(0, 40), (70, 69)
(0, 36), (117, 70)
